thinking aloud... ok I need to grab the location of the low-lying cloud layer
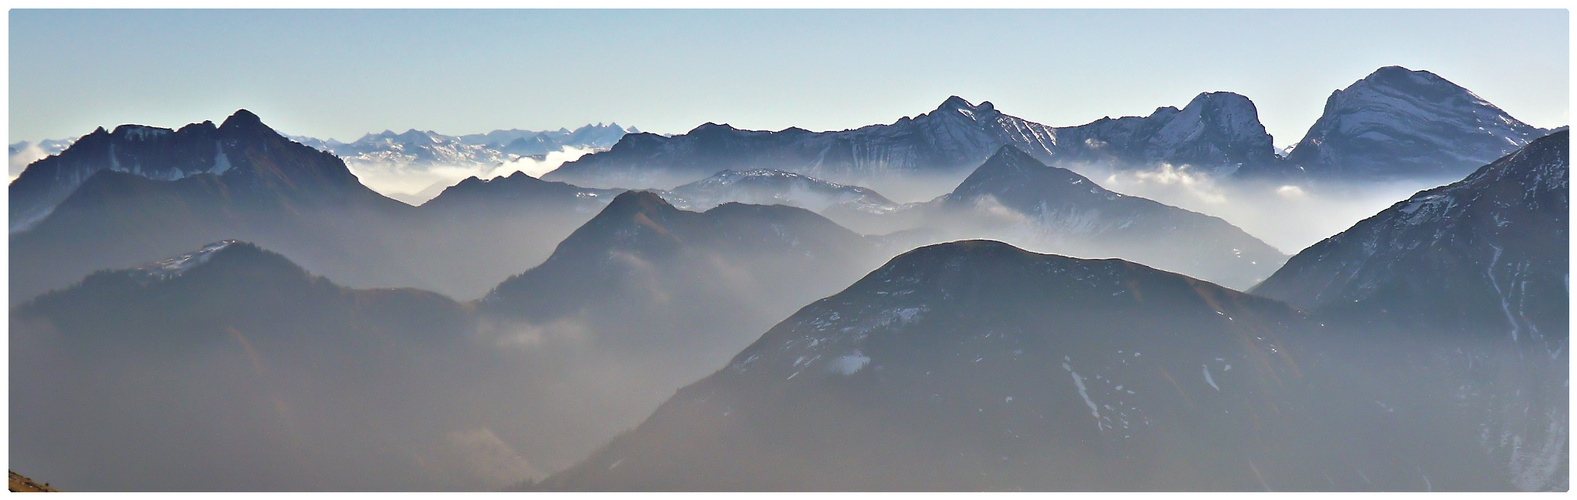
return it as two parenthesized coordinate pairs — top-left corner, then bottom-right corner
(1083, 163), (1454, 254)
(347, 146), (595, 205)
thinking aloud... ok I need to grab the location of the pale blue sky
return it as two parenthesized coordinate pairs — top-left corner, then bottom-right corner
(8, 9), (1570, 146)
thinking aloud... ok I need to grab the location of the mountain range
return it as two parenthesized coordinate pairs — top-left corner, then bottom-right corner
(10, 241), (486, 490)
(534, 130), (1567, 490)
(289, 122), (635, 171)
(544, 66), (1547, 194)
(916, 145), (1286, 290)
(5, 63), (1566, 492)
(8, 111), (615, 305)
(1252, 130), (1570, 491)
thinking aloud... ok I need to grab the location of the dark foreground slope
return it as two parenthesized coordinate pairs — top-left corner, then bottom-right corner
(9, 111), (613, 304)
(537, 240), (1508, 491)
(10, 241), (492, 491)
(1253, 131), (1569, 491)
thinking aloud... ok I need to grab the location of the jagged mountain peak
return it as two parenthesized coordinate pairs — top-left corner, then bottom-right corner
(109, 124), (179, 141)
(928, 95), (1001, 121)
(1182, 91), (1258, 116)
(936, 95), (975, 111)
(10, 108), (387, 232)
(219, 108), (266, 131)
(953, 145), (1099, 198)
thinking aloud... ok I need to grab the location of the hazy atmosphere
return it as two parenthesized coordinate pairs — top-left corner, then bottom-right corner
(7, 8), (1570, 492)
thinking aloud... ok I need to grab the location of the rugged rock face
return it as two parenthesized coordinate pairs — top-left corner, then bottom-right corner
(1247, 66), (1549, 181)
(544, 94), (1278, 190)
(1049, 91), (1278, 176)
(9, 109), (373, 230)
(1253, 131), (1567, 338)
(7, 110), (420, 304)
(1253, 131), (1569, 491)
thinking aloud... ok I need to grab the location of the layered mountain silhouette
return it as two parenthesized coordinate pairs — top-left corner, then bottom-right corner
(914, 145), (1285, 290)
(481, 189), (890, 356)
(418, 170), (619, 214)
(472, 191), (907, 474)
(289, 122), (635, 177)
(654, 169), (900, 233)
(658, 168), (898, 214)
(1253, 131), (1569, 491)
(535, 240), (1509, 490)
(544, 92), (1281, 192)
(9, 110), (380, 230)
(547, 66), (1547, 192)
(10, 241), (489, 491)
(8, 111), (612, 305)
(1254, 130), (1567, 334)
(9, 63), (1565, 492)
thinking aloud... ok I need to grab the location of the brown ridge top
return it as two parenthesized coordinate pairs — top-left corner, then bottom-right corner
(9, 471), (59, 492)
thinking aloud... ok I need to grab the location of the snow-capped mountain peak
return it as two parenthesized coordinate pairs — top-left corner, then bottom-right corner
(1272, 65), (1548, 179)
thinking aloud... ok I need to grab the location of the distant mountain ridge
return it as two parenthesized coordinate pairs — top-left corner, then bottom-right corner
(544, 92), (1280, 191)
(287, 122), (636, 174)
(922, 145), (1286, 290)
(547, 66), (1551, 191)
(656, 168), (899, 215)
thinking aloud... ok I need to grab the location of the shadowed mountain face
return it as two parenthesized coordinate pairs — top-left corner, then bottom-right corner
(1240, 66), (1549, 181)
(481, 190), (890, 355)
(9, 242), (501, 491)
(917, 145), (1286, 290)
(8, 110), (420, 304)
(1252, 131), (1570, 491)
(534, 240), (1508, 491)
(543, 94), (1278, 198)
(9, 110), (378, 230)
(8, 111), (616, 305)
(9, 191), (910, 491)
(1254, 131), (1567, 335)
(471, 191), (908, 477)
